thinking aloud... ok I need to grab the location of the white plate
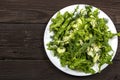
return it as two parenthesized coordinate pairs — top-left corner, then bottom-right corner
(44, 4), (118, 76)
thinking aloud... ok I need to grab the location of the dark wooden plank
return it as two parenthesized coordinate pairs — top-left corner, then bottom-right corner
(0, 60), (119, 80)
(0, 24), (47, 60)
(0, 0), (119, 23)
(116, 16), (120, 24)
(0, 24), (120, 60)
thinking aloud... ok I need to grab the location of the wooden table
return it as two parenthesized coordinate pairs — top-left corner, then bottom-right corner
(0, 0), (120, 80)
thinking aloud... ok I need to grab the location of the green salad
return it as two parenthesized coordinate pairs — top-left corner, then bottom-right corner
(47, 5), (120, 74)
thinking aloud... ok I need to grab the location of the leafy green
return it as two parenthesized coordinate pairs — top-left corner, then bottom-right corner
(47, 5), (119, 74)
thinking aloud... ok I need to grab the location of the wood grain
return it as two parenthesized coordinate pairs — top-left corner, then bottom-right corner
(0, 60), (119, 80)
(0, 24), (47, 60)
(0, 0), (119, 23)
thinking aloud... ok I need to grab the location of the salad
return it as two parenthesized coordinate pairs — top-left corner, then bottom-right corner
(47, 5), (120, 74)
